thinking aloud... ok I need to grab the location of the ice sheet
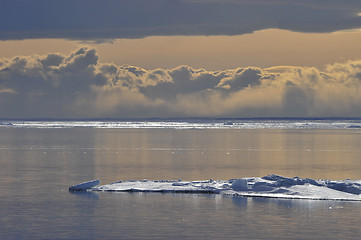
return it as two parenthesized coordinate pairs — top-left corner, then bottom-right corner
(90, 175), (361, 201)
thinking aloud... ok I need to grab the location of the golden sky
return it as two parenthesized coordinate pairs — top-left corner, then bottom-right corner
(1, 29), (361, 70)
(1, 0), (361, 118)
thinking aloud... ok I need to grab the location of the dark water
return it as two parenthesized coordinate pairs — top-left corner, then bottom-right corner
(1, 127), (361, 239)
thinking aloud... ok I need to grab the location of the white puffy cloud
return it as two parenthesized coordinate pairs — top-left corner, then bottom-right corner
(1, 48), (361, 118)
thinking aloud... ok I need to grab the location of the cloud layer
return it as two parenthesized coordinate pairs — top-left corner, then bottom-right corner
(1, 0), (361, 40)
(1, 48), (361, 118)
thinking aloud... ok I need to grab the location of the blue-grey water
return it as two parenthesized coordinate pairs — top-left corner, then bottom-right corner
(1, 121), (361, 239)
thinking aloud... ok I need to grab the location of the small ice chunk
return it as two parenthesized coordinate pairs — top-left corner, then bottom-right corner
(231, 179), (249, 191)
(69, 180), (100, 191)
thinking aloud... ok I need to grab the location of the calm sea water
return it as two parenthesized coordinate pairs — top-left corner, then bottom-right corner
(1, 124), (361, 239)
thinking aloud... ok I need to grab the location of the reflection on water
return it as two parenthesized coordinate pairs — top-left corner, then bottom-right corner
(69, 191), (100, 200)
(230, 196), (361, 240)
(1, 127), (361, 239)
(64, 191), (361, 240)
(91, 128), (361, 181)
(232, 195), (360, 211)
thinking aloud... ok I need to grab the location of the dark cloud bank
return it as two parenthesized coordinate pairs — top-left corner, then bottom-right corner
(1, 48), (361, 118)
(1, 0), (361, 40)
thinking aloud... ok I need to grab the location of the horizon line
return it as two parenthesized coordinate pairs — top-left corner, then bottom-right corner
(2, 117), (361, 121)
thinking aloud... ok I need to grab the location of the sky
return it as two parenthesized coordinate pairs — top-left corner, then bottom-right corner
(1, 0), (361, 119)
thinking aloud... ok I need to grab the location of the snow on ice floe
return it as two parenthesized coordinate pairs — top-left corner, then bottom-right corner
(89, 175), (361, 201)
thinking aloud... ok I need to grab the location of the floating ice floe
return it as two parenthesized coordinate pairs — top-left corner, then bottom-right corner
(71, 175), (361, 201)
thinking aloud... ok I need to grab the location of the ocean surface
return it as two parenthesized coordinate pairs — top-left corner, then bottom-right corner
(1, 119), (361, 239)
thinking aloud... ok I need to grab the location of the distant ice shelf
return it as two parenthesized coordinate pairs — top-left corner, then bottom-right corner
(4, 119), (361, 129)
(73, 175), (361, 201)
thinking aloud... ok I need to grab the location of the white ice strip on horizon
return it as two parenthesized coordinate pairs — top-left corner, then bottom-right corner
(91, 175), (361, 201)
(3, 120), (361, 129)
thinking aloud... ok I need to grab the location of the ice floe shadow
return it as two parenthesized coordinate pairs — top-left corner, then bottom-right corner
(69, 190), (100, 200)
(232, 195), (361, 211)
